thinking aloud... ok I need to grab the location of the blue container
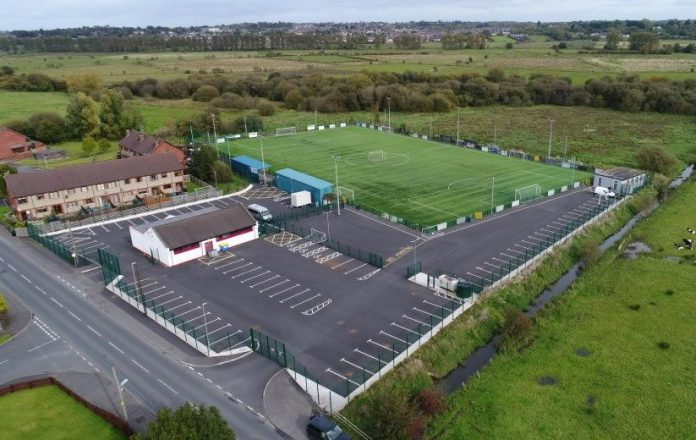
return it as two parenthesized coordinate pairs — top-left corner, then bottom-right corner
(275, 168), (333, 205)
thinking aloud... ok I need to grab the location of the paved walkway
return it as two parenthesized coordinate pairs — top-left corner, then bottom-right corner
(264, 370), (319, 439)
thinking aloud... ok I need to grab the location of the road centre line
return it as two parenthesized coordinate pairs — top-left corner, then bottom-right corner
(20, 274), (32, 283)
(131, 359), (150, 373)
(108, 341), (125, 354)
(87, 325), (102, 337)
(8, 264), (17, 272)
(157, 379), (179, 395)
(50, 297), (64, 308)
(68, 311), (82, 322)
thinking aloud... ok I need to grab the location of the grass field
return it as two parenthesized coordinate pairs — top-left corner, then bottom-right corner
(18, 141), (119, 169)
(226, 127), (589, 226)
(0, 385), (126, 440)
(426, 180), (696, 439)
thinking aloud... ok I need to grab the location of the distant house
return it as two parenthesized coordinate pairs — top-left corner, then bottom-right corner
(118, 131), (186, 165)
(593, 167), (646, 195)
(0, 127), (46, 161)
(4, 153), (186, 221)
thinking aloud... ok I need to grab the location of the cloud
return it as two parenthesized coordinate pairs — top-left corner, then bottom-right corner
(4, 0), (688, 30)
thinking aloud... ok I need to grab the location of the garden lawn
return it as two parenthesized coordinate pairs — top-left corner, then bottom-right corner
(227, 126), (589, 227)
(18, 141), (119, 169)
(426, 181), (696, 440)
(0, 385), (126, 440)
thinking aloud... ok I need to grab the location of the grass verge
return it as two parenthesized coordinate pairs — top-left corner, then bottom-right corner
(426, 179), (696, 439)
(0, 385), (126, 440)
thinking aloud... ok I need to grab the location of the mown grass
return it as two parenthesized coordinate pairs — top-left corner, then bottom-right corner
(340, 194), (639, 436)
(228, 127), (589, 226)
(0, 385), (126, 440)
(0, 333), (10, 344)
(424, 180), (696, 439)
(0, 91), (70, 123)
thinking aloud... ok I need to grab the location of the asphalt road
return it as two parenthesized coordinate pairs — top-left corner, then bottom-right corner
(0, 232), (285, 440)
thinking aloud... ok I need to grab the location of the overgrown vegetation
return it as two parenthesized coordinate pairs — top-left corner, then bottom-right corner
(133, 402), (235, 440)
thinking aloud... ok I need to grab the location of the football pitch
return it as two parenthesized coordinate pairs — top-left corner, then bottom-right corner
(225, 127), (591, 227)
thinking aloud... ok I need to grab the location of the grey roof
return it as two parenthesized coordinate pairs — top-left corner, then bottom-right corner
(146, 205), (256, 250)
(119, 131), (177, 155)
(5, 153), (183, 198)
(132, 206), (219, 233)
(595, 167), (644, 181)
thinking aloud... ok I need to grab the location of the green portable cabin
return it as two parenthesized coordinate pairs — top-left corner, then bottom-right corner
(275, 168), (333, 205)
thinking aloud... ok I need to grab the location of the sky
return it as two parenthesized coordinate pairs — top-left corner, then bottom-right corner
(3, 0), (692, 31)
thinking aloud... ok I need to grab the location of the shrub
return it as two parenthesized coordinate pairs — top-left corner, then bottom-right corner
(256, 100), (275, 116)
(636, 146), (677, 175)
(192, 85), (220, 102)
(0, 293), (9, 328)
(497, 309), (533, 352)
(416, 387), (445, 416)
(657, 341), (670, 349)
(577, 239), (602, 266)
(409, 415), (427, 440)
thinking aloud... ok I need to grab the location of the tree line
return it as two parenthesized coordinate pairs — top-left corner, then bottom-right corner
(113, 69), (696, 116)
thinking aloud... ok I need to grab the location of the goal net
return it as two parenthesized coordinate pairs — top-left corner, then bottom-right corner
(515, 184), (541, 202)
(379, 126), (393, 133)
(368, 150), (386, 162)
(310, 228), (327, 244)
(276, 126), (297, 136)
(337, 186), (355, 204)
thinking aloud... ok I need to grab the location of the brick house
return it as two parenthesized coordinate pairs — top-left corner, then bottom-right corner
(0, 127), (46, 161)
(5, 153), (186, 221)
(118, 131), (186, 165)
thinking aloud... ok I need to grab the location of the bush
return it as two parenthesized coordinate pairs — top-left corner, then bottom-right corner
(577, 239), (602, 266)
(192, 85), (220, 102)
(0, 293), (9, 329)
(497, 309), (533, 352)
(416, 387), (445, 416)
(28, 112), (68, 144)
(256, 100), (275, 116)
(636, 146), (677, 175)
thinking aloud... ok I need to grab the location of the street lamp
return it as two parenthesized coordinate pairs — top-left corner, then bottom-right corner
(547, 118), (556, 160)
(112, 366), (128, 422)
(201, 302), (210, 356)
(332, 155), (341, 215)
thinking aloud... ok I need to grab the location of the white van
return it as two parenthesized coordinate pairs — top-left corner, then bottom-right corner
(247, 204), (273, 221)
(593, 186), (616, 198)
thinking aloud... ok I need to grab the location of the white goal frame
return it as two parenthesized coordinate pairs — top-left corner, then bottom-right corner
(514, 184), (542, 202)
(337, 186), (355, 203)
(368, 150), (386, 162)
(276, 126), (297, 136)
(379, 126), (393, 133)
(310, 228), (327, 244)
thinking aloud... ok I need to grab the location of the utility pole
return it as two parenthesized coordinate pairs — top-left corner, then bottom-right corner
(491, 176), (495, 213)
(213, 169), (218, 188)
(202, 302), (210, 356)
(429, 117), (433, 139)
(493, 116), (498, 145)
(243, 116), (248, 137)
(325, 211), (331, 242)
(211, 113), (217, 145)
(456, 107), (460, 145)
(547, 118), (555, 159)
(386, 97), (392, 128)
(564, 136), (568, 159)
(314, 109), (318, 127)
(332, 155), (341, 215)
(112, 367), (128, 422)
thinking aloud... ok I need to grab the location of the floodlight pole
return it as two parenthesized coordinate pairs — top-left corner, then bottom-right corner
(211, 113), (218, 145)
(456, 107), (460, 145)
(332, 155), (341, 216)
(243, 116), (248, 137)
(547, 118), (555, 159)
(564, 136), (568, 159)
(202, 302), (210, 356)
(325, 211), (331, 242)
(260, 137), (267, 186)
(491, 176), (495, 213)
(386, 97), (392, 129)
(314, 109), (318, 127)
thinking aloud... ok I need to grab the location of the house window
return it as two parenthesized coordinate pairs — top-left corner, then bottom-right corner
(136, 177), (142, 183)
(108, 182), (118, 189)
(163, 184), (172, 189)
(173, 242), (200, 255)
(49, 192), (59, 199)
(68, 189), (76, 194)
(150, 174), (157, 181)
(37, 207), (49, 213)
(96, 184), (105, 190)
(175, 171), (182, 176)
(81, 186), (88, 192)
(216, 227), (253, 241)
(17, 197), (27, 204)
(161, 173), (168, 179)
(11, 146), (25, 153)
(124, 179), (131, 185)
(36, 194), (45, 200)
(66, 201), (78, 209)
(84, 198), (94, 204)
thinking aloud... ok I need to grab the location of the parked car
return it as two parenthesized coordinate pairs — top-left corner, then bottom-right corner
(247, 203), (273, 221)
(307, 415), (351, 440)
(593, 186), (616, 198)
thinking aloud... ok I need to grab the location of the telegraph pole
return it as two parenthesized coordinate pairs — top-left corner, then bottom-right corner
(211, 113), (218, 145)
(202, 302), (210, 356)
(386, 97), (392, 128)
(491, 176), (495, 213)
(547, 118), (555, 159)
(112, 367), (128, 422)
(456, 107), (460, 145)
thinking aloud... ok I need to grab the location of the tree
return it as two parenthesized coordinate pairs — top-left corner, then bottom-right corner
(284, 89), (304, 110)
(133, 403), (235, 440)
(81, 136), (97, 157)
(497, 309), (533, 353)
(212, 160), (233, 184)
(636, 145), (677, 175)
(66, 92), (101, 138)
(629, 32), (660, 53)
(97, 138), (111, 154)
(66, 72), (103, 95)
(27, 113), (68, 144)
(190, 144), (218, 182)
(99, 89), (126, 138)
(605, 30), (621, 50)
(0, 164), (17, 198)
(364, 387), (416, 440)
(192, 85), (220, 102)
(256, 101), (275, 116)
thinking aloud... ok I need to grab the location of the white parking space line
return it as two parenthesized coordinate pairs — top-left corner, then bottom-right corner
(206, 323), (232, 337)
(177, 306), (201, 317)
(214, 259), (246, 270)
(157, 296), (184, 307)
(249, 275), (280, 288)
(534, 231), (554, 238)
(423, 299), (448, 310)
(240, 270), (271, 283)
(279, 289), (310, 303)
(100, 224), (109, 232)
(483, 261), (500, 269)
(126, 219), (136, 226)
(81, 266), (101, 273)
(223, 262), (253, 275)
(330, 257), (354, 269)
(230, 266), (262, 279)
(367, 339), (392, 351)
(521, 239), (540, 247)
(379, 330), (407, 344)
(402, 314), (430, 327)
(344, 262), (367, 275)
(143, 286), (166, 295)
(163, 301), (192, 313)
(268, 284), (300, 298)
(392, 322), (421, 335)
(147, 290), (174, 301)
(492, 257), (509, 265)
(354, 348), (389, 365)
(340, 358), (375, 375)
(326, 368), (361, 387)
(259, 279), (289, 293)
(507, 247), (525, 255)
(290, 294), (320, 309)
(475, 265), (493, 274)
(412, 307), (440, 319)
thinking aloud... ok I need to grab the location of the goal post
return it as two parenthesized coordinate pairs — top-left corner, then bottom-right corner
(368, 150), (386, 162)
(310, 228), (327, 244)
(379, 126), (393, 133)
(275, 126), (297, 136)
(515, 184), (541, 202)
(337, 186), (354, 204)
